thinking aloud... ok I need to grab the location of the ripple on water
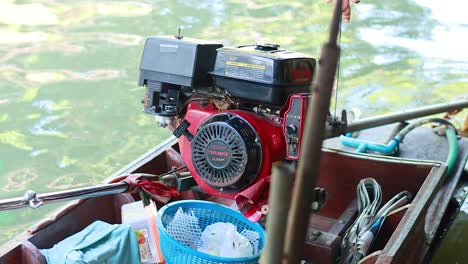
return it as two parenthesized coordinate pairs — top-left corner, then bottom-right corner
(2, 169), (38, 192)
(25, 72), (67, 84)
(94, 1), (153, 17)
(29, 149), (47, 157)
(29, 115), (62, 136)
(25, 70), (123, 85)
(344, 84), (385, 112)
(47, 173), (93, 190)
(0, 99), (10, 105)
(0, 2), (58, 26)
(55, 155), (77, 169)
(84, 70), (122, 80)
(0, 30), (49, 45)
(32, 100), (55, 114)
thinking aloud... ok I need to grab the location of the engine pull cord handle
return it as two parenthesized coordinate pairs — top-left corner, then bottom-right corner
(173, 119), (194, 141)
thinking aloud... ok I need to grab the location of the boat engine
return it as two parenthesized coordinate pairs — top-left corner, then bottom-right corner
(138, 36), (316, 199)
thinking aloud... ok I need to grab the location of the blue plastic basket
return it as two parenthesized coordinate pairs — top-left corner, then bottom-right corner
(157, 200), (265, 264)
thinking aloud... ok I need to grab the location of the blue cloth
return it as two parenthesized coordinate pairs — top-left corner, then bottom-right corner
(41, 220), (140, 264)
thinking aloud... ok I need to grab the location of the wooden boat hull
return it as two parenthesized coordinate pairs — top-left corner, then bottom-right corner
(1, 127), (467, 264)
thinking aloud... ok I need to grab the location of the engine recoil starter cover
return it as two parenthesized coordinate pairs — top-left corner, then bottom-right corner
(191, 113), (261, 192)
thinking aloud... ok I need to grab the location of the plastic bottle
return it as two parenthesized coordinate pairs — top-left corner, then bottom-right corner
(122, 200), (164, 264)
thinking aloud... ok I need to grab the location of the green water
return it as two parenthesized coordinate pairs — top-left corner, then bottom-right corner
(0, 0), (466, 255)
(432, 188), (468, 264)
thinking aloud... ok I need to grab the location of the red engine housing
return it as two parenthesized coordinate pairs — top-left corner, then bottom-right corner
(178, 102), (286, 198)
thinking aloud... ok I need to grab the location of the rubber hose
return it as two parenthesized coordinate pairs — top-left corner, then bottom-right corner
(397, 117), (458, 177)
(398, 117), (458, 139)
(445, 127), (458, 176)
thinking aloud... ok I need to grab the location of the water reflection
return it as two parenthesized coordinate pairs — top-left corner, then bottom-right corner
(0, 0), (466, 250)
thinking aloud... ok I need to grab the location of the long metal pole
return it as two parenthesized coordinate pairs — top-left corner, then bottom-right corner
(0, 182), (129, 211)
(0, 169), (189, 211)
(283, 1), (343, 263)
(261, 163), (294, 264)
(325, 100), (468, 138)
(345, 100), (468, 133)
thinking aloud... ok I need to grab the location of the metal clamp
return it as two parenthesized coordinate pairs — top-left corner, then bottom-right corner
(23, 190), (44, 209)
(325, 110), (348, 138)
(311, 187), (328, 212)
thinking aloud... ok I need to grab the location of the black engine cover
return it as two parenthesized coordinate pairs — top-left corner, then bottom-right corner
(210, 44), (316, 106)
(190, 113), (261, 191)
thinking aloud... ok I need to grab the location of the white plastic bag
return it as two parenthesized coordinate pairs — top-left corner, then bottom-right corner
(197, 222), (253, 258)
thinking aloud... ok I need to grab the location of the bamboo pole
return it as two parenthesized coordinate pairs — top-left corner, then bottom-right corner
(282, 1), (343, 263)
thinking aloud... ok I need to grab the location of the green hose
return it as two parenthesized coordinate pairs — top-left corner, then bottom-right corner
(445, 127), (458, 176)
(397, 117), (459, 177)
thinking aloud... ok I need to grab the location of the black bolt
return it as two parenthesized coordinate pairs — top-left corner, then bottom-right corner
(286, 124), (297, 134)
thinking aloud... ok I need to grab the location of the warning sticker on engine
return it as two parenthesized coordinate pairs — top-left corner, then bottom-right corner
(225, 61), (265, 79)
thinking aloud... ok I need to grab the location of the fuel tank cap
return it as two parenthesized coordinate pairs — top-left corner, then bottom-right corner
(255, 41), (280, 51)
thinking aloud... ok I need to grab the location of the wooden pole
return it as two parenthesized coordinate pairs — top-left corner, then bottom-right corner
(261, 163), (294, 264)
(282, 1), (343, 263)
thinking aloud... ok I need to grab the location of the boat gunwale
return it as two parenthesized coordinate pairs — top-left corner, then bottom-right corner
(0, 135), (454, 261)
(377, 164), (447, 263)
